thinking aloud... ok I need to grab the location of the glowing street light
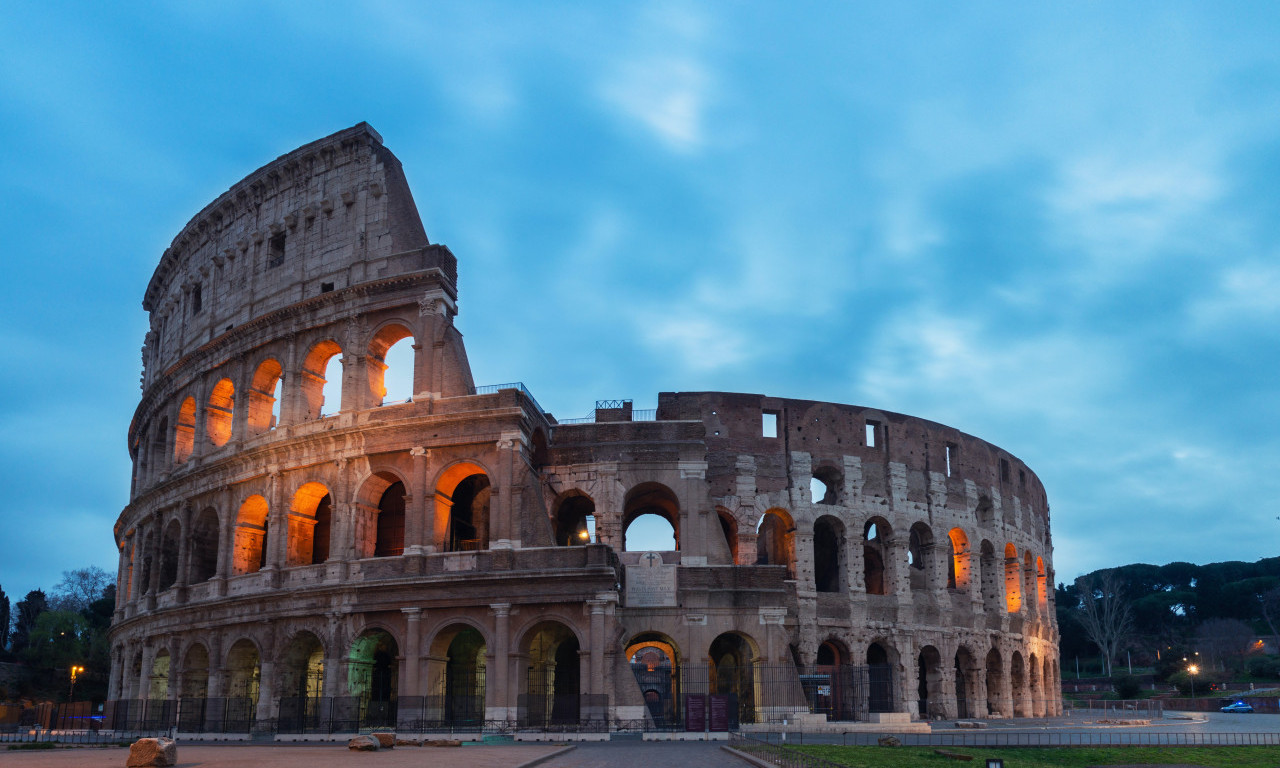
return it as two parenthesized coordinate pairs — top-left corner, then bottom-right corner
(69, 665), (85, 702)
(1187, 664), (1199, 699)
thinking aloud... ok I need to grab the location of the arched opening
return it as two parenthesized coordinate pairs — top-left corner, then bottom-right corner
(1042, 657), (1054, 716)
(349, 629), (399, 727)
(709, 632), (757, 726)
(189, 508), (219, 583)
(1023, 551), (1036, 612)
(179, 644), (209, 700)
(1004, 543), (1022, 613)
(288, 482), (332, 566)
(1036, 557), (1048, 612)
(955, 647), (977, 719)
(811, 465), (842, 505)
(206, 378), (235, 447)
(148, 650), (171, 700)
(626, 632), (680, 727)
(278, 632), (325, 732)
(755, 508), (794, 577)
(374, 481), (406, 558)
(367, 324), (415, 406)
(907, 523), (934, 591)
(864, 519), (890, 595)
(917, 645), (943, 718)
(174, 397), (196, 463)
(948, 528), (971, 590)
(158, 520), (181, 591)
(809, 639), (855, 721)
(813, 515), (845, 593)
(975, 495), (995, 527)
(233, 495), (269, 575)
(225, 639), (261, 727)
(150, 416), (169, 475)
(554, 493), (596, 546)
(867, 642), (895, 713)
(1009, 651), (1026, 717)
(247, 358), (283, 434)
(521, 621), (581, 727)
(717, 509), (739, 564)
(1029, 652), (1042, 717)
(980, 540), (1001, 613)
(623, 483), (681, 552)
(985, 649), (1004, 717)
(430, 625), (487, 727)
(432, 462), (491, 553)
(301, 339), (343, 419)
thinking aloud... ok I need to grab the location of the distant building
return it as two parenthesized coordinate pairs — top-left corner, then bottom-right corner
(109, 123), (1060, 733)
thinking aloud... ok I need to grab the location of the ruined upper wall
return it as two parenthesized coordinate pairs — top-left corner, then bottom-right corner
(139, 123), (453, 389)
(657, 391), (1050, 528)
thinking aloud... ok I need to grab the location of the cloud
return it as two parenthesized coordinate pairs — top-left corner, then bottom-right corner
(1187, 260), (1280, 333)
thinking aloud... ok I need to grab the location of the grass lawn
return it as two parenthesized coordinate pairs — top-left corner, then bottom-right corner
(783, 744), (1280, 768)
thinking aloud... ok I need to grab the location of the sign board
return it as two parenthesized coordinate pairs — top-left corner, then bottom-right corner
(684, 694), (706, 731)
(626, 551), (677, 607)
(709, 694), (732, 732)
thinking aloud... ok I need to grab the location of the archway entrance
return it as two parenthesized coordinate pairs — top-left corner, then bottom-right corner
(520, 622), (581, 727)
(955, 647), (977, 719)
(807, 640), (856, 721)
(867, 642), (894, 713)
(709, 632), (757, 726)
(278, 632), (325, 732)
(917, 645), (942, 718)
(626, 633), (680, 727)
(349, 630), (399, 727)
(428, 626), (487, 727)
(225, 639), (260, 731)
(985, 649), (1005, 717)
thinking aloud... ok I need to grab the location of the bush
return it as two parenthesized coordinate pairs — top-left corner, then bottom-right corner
(1247, 655), (1280, 680)
(1112, 674), (1143, 699)
(1168, 670), (1220, 697)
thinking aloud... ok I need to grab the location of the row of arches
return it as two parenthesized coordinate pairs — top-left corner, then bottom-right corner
(135, 322), (417, 490)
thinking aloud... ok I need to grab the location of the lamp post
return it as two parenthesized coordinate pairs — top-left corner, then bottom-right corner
(69, 665), (84, 702)
(1187, 664), (1199, 699)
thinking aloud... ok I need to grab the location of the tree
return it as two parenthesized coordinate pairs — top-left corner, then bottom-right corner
(1259, 585), (1280, 639)
(1075, 571), (1133, 678)
(0, 584), (10, 651)
(10, 590), (48, 655)
(1195, 618), (1255, 673)
(49, 567), (113, 613)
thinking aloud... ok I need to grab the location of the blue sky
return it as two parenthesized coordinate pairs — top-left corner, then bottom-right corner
(2, 2), (1278, 603)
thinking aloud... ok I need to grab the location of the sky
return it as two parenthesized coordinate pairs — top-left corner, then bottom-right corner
(2, 1), (1278, 604)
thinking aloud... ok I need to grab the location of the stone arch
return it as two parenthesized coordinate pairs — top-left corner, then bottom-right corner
(917, 644), (943, 718)
(863, 517), (892, 595)
(301, 339), (343, 419)
(813, 514), (845, 593)
(353, 470), (408, 558)
(709, 631), (759, 726)
(1023, 550), (1036, 611)
(520, 620), (583, 727)
(367, 321), (415, 405)
(148, 649), (171, 700)
(813, 637), (855, 721)
(348, 628), (400, 725)
(716, 507), (739, 564)
(979, 540), (1001, 613)
(225, 638), (261, 712)
(1029, 652), (1043, 716)
(428, 623), (488, 726)
(279, 631), (326, 702)
(158, 519), (181, 591)
(626, 631), (682, 727)
(287, 481), (332, 566)
(206, 378), (235, 447)
(174, 396), (196, 463)
(811, 464), (843, 505)
(189, 507), (219, 583)
(150, 415), (169, 475)
(755, 507), (794, 577)
(553, 491), (596, 546)
(954, 645), (978, 719)
(866, 640), (896, 713)
(623, 482), (681, 552)
(233, 495), (269, 575)
(1036, 556), (1048, 612)
(947, 528), (971, 590)
(1042, 655), (1055, 715)
(1009, 650), (1027, 717)
(247, 358), (283, 435)
(1004, 543), (1022, 613)
(907, 522), (935, 591)
(985, 648), (1004, 717)
(433, 460), (491, 552)
(179, 643), (210, 699)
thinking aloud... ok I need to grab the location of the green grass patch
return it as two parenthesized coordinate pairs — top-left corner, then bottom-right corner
(790, 744), (1280, 768)
(7, 742), (57, 750)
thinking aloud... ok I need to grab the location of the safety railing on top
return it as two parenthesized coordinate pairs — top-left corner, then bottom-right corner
(472, 382), (547, 417)
(555, 409), (657, 425)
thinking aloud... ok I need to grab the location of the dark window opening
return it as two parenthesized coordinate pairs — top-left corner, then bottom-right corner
(1000, 458), (1010, 483)
(1019, 469), (1026, 489)
(268, 232), (286, 268)
(321, 282), (334, 293)
(191, 285), (203, 315)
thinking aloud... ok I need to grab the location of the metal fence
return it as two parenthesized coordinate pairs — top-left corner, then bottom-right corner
(1063, 698), (1165, 717)
(746, 730), (1280, 748)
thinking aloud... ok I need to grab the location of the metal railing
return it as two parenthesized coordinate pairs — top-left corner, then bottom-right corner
(746, 730), (1280, 748)
(730, 732), (848, 768)
(1064, 698), (1164, 717)
(472, 382), (547, 416)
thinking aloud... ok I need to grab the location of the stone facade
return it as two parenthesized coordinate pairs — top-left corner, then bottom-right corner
(110, 123), (1060, 731)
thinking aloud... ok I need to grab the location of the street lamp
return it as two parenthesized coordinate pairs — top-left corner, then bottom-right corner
(69, 665), (85, 702)
(1187, 664), (1199, 699)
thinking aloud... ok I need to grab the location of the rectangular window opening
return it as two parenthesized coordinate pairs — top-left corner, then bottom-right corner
(1019, 469), (1026, 489)
(865, 421), (879, 448)
(191, 284), (202, 315)
(762, 411), (779, 438)
(946, 443), (957, 477)
(320, 281), (335, 293)
(268, 232), (286, 268)
(1000, 458), (1011, 483)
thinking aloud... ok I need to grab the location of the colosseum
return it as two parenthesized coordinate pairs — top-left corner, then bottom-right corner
(108, 122), (1061, 736)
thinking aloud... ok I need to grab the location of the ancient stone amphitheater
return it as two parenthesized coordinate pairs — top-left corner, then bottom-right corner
(109, 123), (1060, 735)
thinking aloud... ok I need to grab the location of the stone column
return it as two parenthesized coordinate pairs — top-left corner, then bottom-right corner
(216, 491), (236, 589)
(264, 471), (286, 577)
(175, 503), (193, 599)
(492, 434), (521, 549)
(323, 613), (345, 699)
(278, 334), (299, 427)
(401, 608), (423, 697)
(138, 643), (155, 701)
(588, 600), (606, 695)
(488, 604), (512, 721)
(406, 447), (430, 554)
